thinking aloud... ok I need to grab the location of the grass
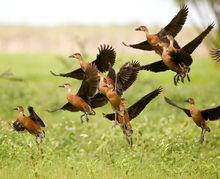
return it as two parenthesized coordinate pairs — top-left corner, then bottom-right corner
(0, 53), (220, 178)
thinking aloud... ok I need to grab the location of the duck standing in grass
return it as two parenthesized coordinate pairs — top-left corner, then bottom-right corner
(13, 106), (45, 145)
(103, 87), (162, 146)
(164, 97), (220, 144)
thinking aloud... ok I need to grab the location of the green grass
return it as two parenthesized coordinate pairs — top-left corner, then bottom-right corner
(0, 53), (220, 178)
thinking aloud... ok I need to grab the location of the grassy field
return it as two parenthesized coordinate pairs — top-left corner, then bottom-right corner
(0, 53), (220, 178)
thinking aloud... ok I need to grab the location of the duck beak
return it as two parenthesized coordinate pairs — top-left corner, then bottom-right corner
(135, 27), (141, 31)
(68, 54), (75, 58)
(13, 108), (18, 111)
(59, 85), (65, 88)
(184, 99), (189, 103)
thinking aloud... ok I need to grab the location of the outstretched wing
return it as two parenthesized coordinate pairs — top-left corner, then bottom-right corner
(92, 44), (116, 72)
(28, 106), (45, 127)
(13, 120), (25, 131)
(106, 63), (116, 86)
(50, 68), (84, 80)
(201, 106), (220, 121)
(164, 97), (191, 117)
(181, 23), (214, 55)
(169, 50), (193, 66)
(89, 93), (108, 109)
(127, 87), (162, 120)
(140, 60), (169, 72)
(210, 49), (220, 62)
(103, 112), (116, 121)
(116, 61), (140, 96)
(122, 41), (154, 51)
(158, 5), (188, 38)
(77, 64), (99, 102)
(47, 102), (79, 113)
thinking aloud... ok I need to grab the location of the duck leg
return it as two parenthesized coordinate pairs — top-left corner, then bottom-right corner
(174, 74), (178, 86)
(35, 136), (39, 146)
(187, 74), (191, 82)
(112, 112), (118, 128)
(80, 114), (86, 123)
(85, 112), (89, 122)
(125, 136), (133, 147)
(185, 67), (191, 82)
(200, 128), (206, 144)
(174, 73), (182, 86)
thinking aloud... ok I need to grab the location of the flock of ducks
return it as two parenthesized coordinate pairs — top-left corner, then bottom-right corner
(12, 5), (220, 146)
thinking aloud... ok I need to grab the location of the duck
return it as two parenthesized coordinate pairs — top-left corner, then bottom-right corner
(48, 64), (99, 123)
(101, 61), (140, 126)
(123, 5), (188, 56)
(50, 44), (116, 80)
(13, 106), (45, 145)
(103, 87), (162, 146)
(140, 23), (214, 85)
(164, 96), (220, 144)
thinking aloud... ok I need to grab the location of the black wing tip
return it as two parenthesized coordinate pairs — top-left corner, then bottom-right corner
(164, 96), (171, 103)
(210, 22), (215, 28)
(50, 70), (59, 76)
(179, 4), (189, 15)
(157, 86), (163, 94)
(131, 60), (141, 67)
(98, 44), (116, 53)
(122, 42), (130, 47)
(210, 49), (220, 62)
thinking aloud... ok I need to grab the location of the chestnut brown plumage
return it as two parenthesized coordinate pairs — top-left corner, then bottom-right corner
(13, 106), (45, 145)
(103, 87), (162, 146)
(164, 96), (220, 144)
(48, 64), (99, 123)
(50, 44), (116, 80)
(103, 87), (162, 121)
(123, 5), (188, 55)
(141, 23), (214, 85)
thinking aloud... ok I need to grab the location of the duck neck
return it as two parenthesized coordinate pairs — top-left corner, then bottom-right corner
(189, 103), (196, 110)
(144, 30), (150, 38)
(19, 111), (24, 117)
(67, 88), (72, 94)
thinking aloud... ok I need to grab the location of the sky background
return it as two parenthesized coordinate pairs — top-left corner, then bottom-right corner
(0, 0), (211, 26)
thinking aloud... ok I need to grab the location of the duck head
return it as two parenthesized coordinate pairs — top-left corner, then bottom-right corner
(69, 53), (83, 60)
(13, 106), (24, 113)
(184, 98), (195, 105)
(135, 26), (149, 33)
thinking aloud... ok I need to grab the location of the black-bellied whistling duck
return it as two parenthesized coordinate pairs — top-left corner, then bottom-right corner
(13, 106), (45, 145)
(103, 87), (162, 146)
(164, 97), (220, 144)
(101, 61), (140, 126)
(123, 5), (188, 55)
(141, 23), (214, 85)
(48, 64), (99, 123)
(210, 49), (220, 62)
(50, 44), (116, 80)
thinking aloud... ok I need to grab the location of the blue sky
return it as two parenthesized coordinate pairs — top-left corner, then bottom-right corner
(0, 0), (213, 26)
